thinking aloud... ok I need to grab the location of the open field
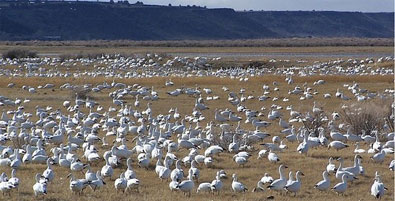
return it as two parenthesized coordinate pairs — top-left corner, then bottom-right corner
(0, 46), (393, 201)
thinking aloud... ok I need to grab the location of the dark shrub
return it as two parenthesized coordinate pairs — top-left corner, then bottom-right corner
(2, 49), (38, 59)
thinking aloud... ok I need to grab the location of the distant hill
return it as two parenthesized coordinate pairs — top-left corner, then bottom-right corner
(0, 2), (393, 40)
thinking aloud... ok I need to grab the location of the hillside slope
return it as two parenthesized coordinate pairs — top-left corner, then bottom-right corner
(0, 2), (393, 40)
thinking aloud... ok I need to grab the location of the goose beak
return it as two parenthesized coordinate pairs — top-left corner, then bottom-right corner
(301, 172), (305, 176)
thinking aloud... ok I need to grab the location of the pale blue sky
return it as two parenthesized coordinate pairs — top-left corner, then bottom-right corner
(138, 0), (394, 12)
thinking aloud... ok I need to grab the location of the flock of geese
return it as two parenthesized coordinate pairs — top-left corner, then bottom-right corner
(0, 54), (393, 80)
(0, 54), (393, 200)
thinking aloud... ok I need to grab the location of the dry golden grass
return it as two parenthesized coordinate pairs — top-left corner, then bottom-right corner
(0, 75), (393, 201)
(0, 45), (393, 58)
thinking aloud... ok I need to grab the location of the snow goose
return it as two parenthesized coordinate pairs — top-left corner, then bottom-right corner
(101, 152), (114, 180)
(360, 132), (375, 144)
(260, 173), (273, 185)
(176, 169), (194, 197)
(189, 161), (200, 182)
(33, 173), (47, 197)
(296, 132), (309, 155)
(197, 182), (211, 193)
(22, 144), (32, 163)
(231, 173), (248, 193)
(10, 149), (21, 169)
(286, 171), (294, 186)
(58, 150), (71, 168)
(389, 160), (395, 171)
(371, 173), (387, 199)
(354, 142), (366, 153)
(252, 180), (265, 192)
(268, 164), (288, 191)
(371, 149), (386, 163)
(85, 165), (97, 181)
(204, 145), (223, 157)
(0, 175), (14, 196)
(284, 171), (304, 196)
(8, 169), (19, 191)
(279, 118), (289, 129)
(171, 160), (184, 182)
(89, 171), (106, 191)
(372, 131), (382, 151)
(70, 158), (86, 172)
(228, 134), (239, 153)
(335, 158), (358, 182)
(159, 159), (171, 181)
(342, 155), (362, 176)
(314, 171), (330, 191)
(233, 154), (248, 167)
(268, 149), (280, 163)
(332, 174), (347, 195)
(169, 177), (179, 192)
(67, 173), (89, 195)
(210, 171), (223, 194)
(126, 178), (140, 193)
(330, 130), (347, 141)
(328, 141), (349, 151)
(42, 158), (55, 183)
(125, 158), (136, 179)
(114, 172), (127, 193)
(252, 119), (271, 130)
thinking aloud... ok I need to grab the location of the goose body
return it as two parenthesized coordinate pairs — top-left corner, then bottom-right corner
(268, 164), (288, 191)
(176, 169), (194, 196)
(332, 175), (347, 195)
(231, 174), (248, 193)
(314, 171), (330, 191)
(371, 174), (386, 199)
(114, 173), (127, 192)
(284, 171), (304, 196)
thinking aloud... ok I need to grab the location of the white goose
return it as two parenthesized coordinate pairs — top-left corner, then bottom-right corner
(101, 151), (114, 180)
(114, 172), (127, 193)
(126, 178), (140, 193)
(354, 142), (366, 153)
(89, 171), (106, 191)
(197, 182), (212, 193)
(171, 160), (184, 182)
(67, 173), (89, 195)
(33, 173), (47, 197)
(268, 164), (288, 191)
(328, 141), (349, 151)
(189, 161), (200, 182)
(332, 174), (347, 195)
(210, 171), (223, 194)
(326, 157), (337, 174)
(125, 158), (137, 179)
(371, 173), (387, 199)
(176, 169), (194, 197)
(335, 158), (358, 182)
(0, 174), (14, 196)
(371, 149), (386, 163)
(158, 159), (171, 181)
(42, 158), (55, 183)
(314, 171), (330, 191)
(8, 169), (19, 191)
(342, 155), (362, 176)
(70, 158), (86, 172)
(284, 171), (304, 196)
(231, 173), (248, 193)
(268, 149), (280, 163)
(259, 173), (274, 185)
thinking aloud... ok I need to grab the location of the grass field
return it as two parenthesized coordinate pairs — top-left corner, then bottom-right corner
(0, 71), (393, 201)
